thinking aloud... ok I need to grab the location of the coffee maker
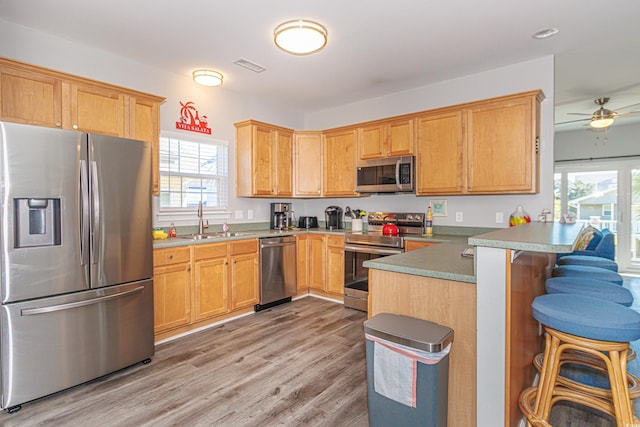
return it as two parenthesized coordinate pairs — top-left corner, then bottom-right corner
(270, 202), (292, 230)
(324, 206), (343, 230)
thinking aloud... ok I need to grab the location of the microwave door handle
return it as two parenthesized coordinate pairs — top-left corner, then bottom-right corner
(395, 160), (402, 190)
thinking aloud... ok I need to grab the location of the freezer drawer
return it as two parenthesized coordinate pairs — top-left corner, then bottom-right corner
(0, 280), (154, 409)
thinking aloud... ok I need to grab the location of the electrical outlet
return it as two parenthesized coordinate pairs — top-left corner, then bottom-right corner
(235, 210), (243, 220)
(496, 212), (504, 224)
(247, 209), (253, 220)
(455, 212), (463, 222)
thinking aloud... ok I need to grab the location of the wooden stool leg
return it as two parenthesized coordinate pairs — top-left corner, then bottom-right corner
(533, 331), (562, 421)
(607, 349), (634, 427)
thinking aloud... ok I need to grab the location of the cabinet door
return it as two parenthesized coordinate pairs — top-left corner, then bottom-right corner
(416, 111), (465, 195)
(388, 118), (414, 156)
(65, 82), (126, 136)
(231, 252), (259, 310)
(130, 97), (160, 195)
(0, 67), (62, 128)
(308, 235), (326, 291)
(294, 131), (323, 197)
(323, 129), (358, 196)
(252, 124), (275, 196)
(193, 256), (229, 320)
(275, 129), (293, 196)
(357, 124), (385, 160)
(296, 234), (309, 293)
(153, 262), (191, 333)
(326, 235), (345, 295)
(467, 96), (537, 193)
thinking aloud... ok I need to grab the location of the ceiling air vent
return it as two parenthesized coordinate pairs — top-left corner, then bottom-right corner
(233, 58), (267, 73)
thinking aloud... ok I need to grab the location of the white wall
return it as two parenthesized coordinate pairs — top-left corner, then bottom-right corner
(555, 121), (640, 162)
(302, 56), (556, 228)
(1, 19), (555, 229)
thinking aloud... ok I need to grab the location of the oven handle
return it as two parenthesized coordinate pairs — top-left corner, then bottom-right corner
(344, 244), (402, 255)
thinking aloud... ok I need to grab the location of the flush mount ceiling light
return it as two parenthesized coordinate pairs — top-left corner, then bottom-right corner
(531, 27), (560, 39)
(192, 69), (223, 87)
(274, 19), (327, 55)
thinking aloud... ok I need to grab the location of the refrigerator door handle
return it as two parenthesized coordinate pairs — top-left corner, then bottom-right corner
(79, 159), (89, 266)
(90, 160), (100, 265)
(20, 285), (145, 316)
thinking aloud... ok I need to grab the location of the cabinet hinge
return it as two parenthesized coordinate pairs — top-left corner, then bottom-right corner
(535, 136), (540, 154)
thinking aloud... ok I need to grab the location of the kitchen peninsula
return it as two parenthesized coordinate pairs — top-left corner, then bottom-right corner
(365, 221), (583, 427)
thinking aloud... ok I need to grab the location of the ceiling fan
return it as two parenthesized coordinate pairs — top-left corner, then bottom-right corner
(559, 97), (640, 129)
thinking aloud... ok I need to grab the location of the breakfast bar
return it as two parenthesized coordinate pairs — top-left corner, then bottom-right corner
(364, 222), (583, 427)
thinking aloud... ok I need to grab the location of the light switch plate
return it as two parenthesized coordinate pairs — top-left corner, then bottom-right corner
(247, 210), (254, 220)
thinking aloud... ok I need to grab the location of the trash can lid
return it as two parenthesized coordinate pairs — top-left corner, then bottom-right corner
(364, 313), (454, 352)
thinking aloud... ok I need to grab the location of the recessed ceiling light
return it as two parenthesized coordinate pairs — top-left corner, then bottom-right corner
(531, 28), (560, 40)
(274, 19), (327, 55)
(192, 69), (223, 87)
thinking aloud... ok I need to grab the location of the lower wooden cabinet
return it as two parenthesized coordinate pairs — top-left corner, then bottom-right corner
(153, 239), (258, 338)
(296, 234), (310, 293)
(304, 234), (344, 297)
(325, 235), (345, 295)
(152, 246), (192, 334)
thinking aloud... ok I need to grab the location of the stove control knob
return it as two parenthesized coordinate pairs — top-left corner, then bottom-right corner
(406, 214), (413, 221)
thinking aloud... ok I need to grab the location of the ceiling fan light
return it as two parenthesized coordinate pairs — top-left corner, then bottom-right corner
(274, 19), (327, 55)
(192, 69), (223, 87)
(590, 117), (614, 128)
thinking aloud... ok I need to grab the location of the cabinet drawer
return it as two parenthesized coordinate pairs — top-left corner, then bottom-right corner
(230, 239), (258, 256)
(326, 235), (344, 248)
(153, 246), (191, 266)
(193, 242), (228, 261)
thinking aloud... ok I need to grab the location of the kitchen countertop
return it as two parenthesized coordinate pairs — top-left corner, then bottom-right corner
(152, 228), (345, 249)
(468, 221), (583, 253)
(363, 235), (476, 283)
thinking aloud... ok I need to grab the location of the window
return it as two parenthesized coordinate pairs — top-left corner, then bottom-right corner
(159, 133), (228, 209)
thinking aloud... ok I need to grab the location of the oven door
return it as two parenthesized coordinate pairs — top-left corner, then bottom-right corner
(343, 244), (402, 312)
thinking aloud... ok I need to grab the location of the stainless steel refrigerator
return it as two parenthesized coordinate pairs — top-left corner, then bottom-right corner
(0, 122), (154, 412)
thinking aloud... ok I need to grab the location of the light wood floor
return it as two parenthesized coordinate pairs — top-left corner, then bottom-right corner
(0, 296), (623, 426)
(0, 297), (369, 427)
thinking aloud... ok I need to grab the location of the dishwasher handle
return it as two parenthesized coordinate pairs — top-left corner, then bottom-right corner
(259, 236), (296, 248)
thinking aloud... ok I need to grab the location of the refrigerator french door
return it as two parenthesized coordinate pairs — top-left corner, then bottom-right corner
(0, 122), (154, 411)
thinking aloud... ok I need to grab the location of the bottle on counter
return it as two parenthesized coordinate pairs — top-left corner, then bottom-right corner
(222, 221), (230, 233)
(424, 207), (433, 237)
(168, 223), (177, 238)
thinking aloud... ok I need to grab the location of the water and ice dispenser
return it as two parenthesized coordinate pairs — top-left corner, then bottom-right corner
(14, 198), (61, 248)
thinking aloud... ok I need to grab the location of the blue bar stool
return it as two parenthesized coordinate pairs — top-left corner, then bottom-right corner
(552, 265), (624, 285)
(518, 294), (640, 426)
(557, 255), (619, 272)
(545, 277), (633, 307)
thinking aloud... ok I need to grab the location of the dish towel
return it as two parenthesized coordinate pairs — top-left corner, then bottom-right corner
(366, 333), (451, 408)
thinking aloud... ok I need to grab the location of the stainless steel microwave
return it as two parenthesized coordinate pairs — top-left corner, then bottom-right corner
(355, 156), (415, 193)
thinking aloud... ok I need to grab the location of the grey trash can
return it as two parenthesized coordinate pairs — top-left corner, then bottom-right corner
(364, 313), (454, 427)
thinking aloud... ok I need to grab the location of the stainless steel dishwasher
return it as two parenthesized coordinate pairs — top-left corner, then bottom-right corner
(255, 235), (297, 311)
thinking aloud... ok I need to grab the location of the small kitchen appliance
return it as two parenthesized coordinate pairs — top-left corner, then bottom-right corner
(324, 206), (343, 230)
(270, 202), (292, 230)
(298, 216), (318, 229)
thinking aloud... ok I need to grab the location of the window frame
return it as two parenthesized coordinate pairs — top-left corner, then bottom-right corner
(156, 131), (230, 223)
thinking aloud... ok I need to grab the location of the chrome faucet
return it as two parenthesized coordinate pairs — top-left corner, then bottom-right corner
(197, 201), (208, 234)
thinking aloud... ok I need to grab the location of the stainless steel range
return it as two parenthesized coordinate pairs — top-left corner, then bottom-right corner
(343, 211), (425, 311)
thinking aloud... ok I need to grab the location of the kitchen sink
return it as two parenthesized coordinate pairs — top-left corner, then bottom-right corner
(213, 232), (253, 237)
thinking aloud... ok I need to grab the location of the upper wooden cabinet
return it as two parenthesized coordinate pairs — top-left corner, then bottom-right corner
(416, 90), (543, 195)
(323, 127), (358, 197)
(293, 131), (323, 197)
(0, 57), (165, 194)
(235, 120), (293, 197)
(357, 117), (414, 161)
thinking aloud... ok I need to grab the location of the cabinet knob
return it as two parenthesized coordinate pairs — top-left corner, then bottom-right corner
(55, 122), (61, 127)
(168, 255), (173, 259)
(72, 124), (78, 130)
